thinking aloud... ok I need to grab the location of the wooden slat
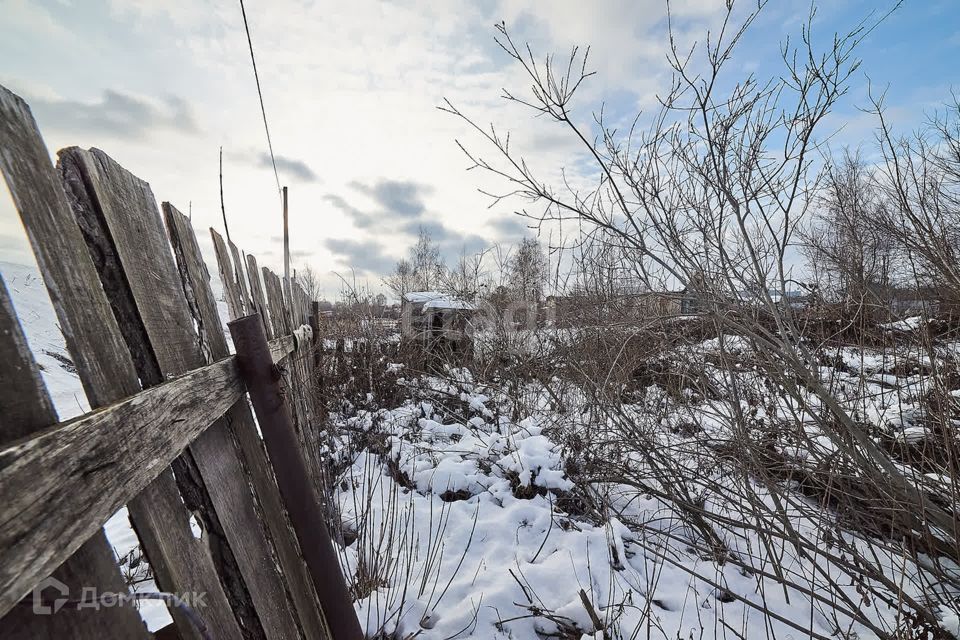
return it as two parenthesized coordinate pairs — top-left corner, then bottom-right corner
(246, 254), (274, 339)
(293, 283), (303, 325)
(165, 203), (328, 639)
(0, 85), (151, 638)
(57, 147), (246, 640)
(262, 268), (286, 336)
(0, 276), (151, 637)
(298, 284), (309, 325)
(263, 270), (322, 495)
(229, 240), (252, 314)
(164, 205), (230, 359)
(62, 148), (308, 640)
(0, 96), (138, 411)
(0, 278), (56, 442)
(270, 334), (295, 363)
(0, 355), (243, 609)
(211, 229), (245, 320)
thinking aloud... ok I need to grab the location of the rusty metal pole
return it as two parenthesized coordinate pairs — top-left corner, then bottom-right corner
(228, 313), (362, 640)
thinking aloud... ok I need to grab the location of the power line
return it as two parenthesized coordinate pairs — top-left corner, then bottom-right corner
(238, 0), (281, 196)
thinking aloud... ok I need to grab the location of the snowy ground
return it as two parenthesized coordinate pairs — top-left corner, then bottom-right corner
(326, 365), (960, 639)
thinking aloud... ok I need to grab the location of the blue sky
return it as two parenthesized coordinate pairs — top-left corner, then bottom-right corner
(0, 0), (957, 295)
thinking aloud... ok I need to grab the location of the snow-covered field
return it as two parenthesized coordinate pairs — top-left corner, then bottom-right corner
(324, 364), (960, 639)
(6, 258), (960, 638)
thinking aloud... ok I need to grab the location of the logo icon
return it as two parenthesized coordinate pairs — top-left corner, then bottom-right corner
(32, 577), (69, 615)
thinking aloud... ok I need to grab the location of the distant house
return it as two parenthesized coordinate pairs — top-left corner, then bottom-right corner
(679, 284), (811, 314)
(401, 291), (475, 352)
(679, 289), (706, 314)
(544, 290), (682, 326)
(888, 287), (940, 317)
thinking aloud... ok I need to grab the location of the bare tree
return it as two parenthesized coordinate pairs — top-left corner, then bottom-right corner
(384, 258), (414, 300)
(384, 229), (446, 300)
(871, 94), (960, 304)
(802, 151), (897, 313)
(439, 246), (490, 301)
(297, 264), (321, 301)
(410, 227), (444, 291)
(507, 237), (548, 302)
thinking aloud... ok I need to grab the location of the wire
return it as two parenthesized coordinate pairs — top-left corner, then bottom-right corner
(238, 0), (282, 196)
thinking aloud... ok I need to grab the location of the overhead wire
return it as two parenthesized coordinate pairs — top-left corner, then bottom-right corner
(238, 0), (282, 196)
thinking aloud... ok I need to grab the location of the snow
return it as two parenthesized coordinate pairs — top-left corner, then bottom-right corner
(404, 290), (474, 310)
(326, 326), (960, 638)
(423, 298), (475, 311)
(3, 262), (90, 417)
(403, 291), (445, 304)
(880, 316), (924, 331)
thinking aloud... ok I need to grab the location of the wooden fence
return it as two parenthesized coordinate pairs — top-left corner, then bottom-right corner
(0, 84), (354, 639)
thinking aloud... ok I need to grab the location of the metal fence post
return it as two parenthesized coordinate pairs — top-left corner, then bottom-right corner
(228, 313), (362, 640)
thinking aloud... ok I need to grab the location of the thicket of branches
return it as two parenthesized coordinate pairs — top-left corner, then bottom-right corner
(426, 1), (960, 637)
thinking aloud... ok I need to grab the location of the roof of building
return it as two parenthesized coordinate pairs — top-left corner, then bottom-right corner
(403, 291), (444, 303)
(403, 291), (474, 311)
(424, 298), (475, 311)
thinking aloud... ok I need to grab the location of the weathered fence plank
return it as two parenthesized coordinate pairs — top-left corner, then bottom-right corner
(0, 84), (153, 637)
(165, 203), (329, 640)
(0, 276), (150, 638)
(0, 353), (241, 617)
(61, 148), (309, 640)
(297, 284), (309, 325)
(0, 95), (139, 417)
(246, 253), (274, 339)
(263, 268), (289, 336)
(211, 228), (245, 320)
(229, 240), (252, 314)
(271, 334), (296, 361)
(262, 269), (324, 497)
(164, 205), (231, 361)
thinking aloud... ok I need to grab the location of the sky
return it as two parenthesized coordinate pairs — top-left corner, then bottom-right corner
(1, 0), (958, 298)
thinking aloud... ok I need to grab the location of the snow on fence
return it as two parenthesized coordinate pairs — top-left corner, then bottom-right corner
(0, 84), (356, 639)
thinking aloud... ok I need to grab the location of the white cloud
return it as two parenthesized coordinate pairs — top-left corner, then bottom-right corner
(0, 0), (880, 296)
(0, 0), (76, 41)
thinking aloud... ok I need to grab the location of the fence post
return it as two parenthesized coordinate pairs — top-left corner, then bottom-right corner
(229, 313), (362, 640)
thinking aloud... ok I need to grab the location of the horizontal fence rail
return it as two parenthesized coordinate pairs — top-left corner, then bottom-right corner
(0, 336), (298, 618)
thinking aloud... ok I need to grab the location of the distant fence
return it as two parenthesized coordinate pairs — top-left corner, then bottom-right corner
(0, 85), (356, 639)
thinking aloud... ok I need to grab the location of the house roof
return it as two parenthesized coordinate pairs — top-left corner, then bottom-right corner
(424, 298), (475, 311)
(403, 291), (444, 303)
(402, 291), (474, 311)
